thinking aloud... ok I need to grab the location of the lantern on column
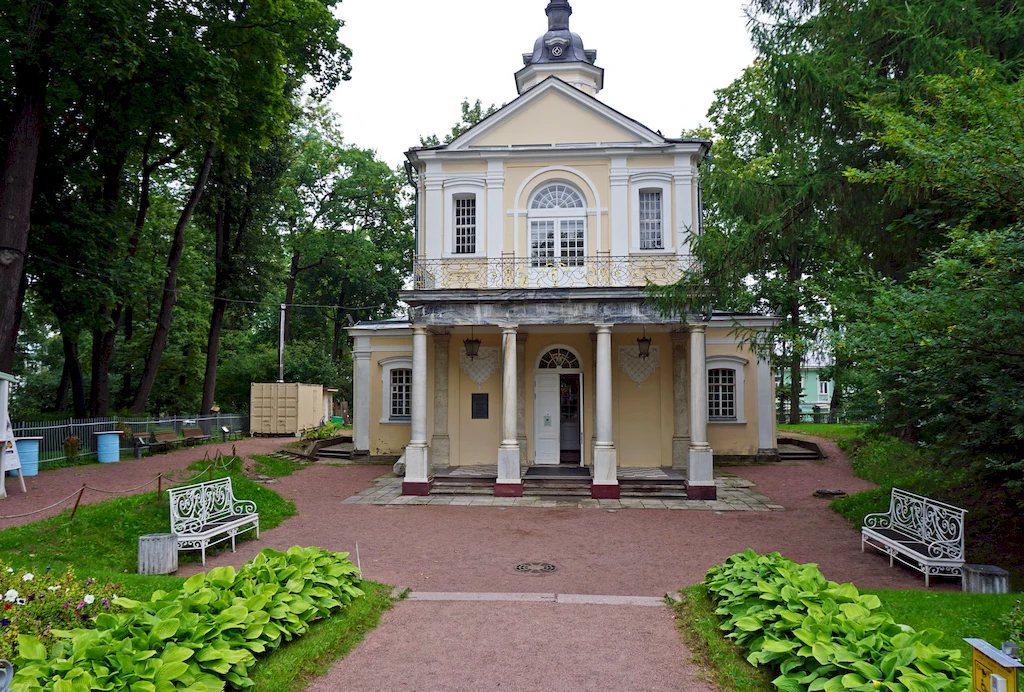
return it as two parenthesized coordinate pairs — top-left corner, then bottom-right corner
(637, 325), (652, 360)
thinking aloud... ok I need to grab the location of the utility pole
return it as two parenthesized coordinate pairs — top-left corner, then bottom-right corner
(278, 304), (286, 383)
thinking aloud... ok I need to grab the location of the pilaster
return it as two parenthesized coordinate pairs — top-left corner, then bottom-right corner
(687, 322), (715, 500)
(496, 325), (522, 496)
(431, 333), (451, 469)
(516, 332), (528, 463)
(592, 324), (619, 499)
(756, 354), (778, 460)
(403, 326), (431, 495)
(486, 159), (505, 259)
(610, 156), (629, 257)
(353, 337), (371, 452)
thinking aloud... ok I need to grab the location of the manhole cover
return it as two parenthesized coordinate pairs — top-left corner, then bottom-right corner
(515, 561), (557, 575)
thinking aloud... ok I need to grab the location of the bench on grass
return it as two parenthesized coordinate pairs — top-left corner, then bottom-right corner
(182, 427), (212, 445)
(861, 488), (966, 587)
(151, 429), (183, 453)
(131, 432), (151, 457)
(168, 476), (259, 565)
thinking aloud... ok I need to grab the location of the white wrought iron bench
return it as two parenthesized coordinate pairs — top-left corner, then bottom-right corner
(167, 477), (259, 565)
(861, 488), (967, 587)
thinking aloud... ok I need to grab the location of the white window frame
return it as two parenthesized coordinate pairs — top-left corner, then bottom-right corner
(380, 356), (414, 424)
(630, 174), (673, 254)
(444, 180), (485, 258)
(706, 355), (747, 424)
(818, 378), (831, 402)
(527, 181), (587, 267)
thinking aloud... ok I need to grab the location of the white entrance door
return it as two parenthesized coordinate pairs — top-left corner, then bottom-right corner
(534, 372), (560, 464)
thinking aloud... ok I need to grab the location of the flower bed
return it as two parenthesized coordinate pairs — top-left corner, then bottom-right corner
(12, 546), (365, 691)
(705, 550), (971, 692)
(0, 563), (119, 661)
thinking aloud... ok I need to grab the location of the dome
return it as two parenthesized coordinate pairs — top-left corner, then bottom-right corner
(523, 1), (598, 66)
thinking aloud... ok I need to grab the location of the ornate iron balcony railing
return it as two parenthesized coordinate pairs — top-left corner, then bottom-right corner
(412, 255), (699, 290)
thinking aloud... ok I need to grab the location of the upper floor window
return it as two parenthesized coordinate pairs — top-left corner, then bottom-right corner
(639, 190), (663, 250)
(818, 379), (830, 400)
(708, 368), (736, 421)
(454, 195), (476, 254)
(529, 183), (586, 267)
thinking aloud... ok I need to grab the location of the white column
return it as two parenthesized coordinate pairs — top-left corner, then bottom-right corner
(671, 330), (690, 470)
(687, 322), (715, 499)
(496, 325), (522, 495)
(403, 326), (431, 494)
(674, 154), (696, 257)
(352, 337), (371, 452)
(592, 324), (619, 498)
(424, 161), (444, 260)
(610, 156), (628, 258)
(486, 159), (505, 260)
(431, 333), (451, 469)
(516, 332), (528, 462)
(756, 354), (777, 457)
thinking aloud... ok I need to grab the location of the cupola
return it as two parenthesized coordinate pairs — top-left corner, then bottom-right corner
(516, 0), (604, 96)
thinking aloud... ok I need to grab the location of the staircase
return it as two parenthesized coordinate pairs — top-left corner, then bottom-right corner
(777, 440), (823, 462)
(316, 441), (364, 461)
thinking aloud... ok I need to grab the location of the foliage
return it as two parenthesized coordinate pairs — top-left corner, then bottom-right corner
(61, 436), (79, 463)
(0, 564), (119, 663)
(301, 422), (343, 442)
(776, 424), (871, 443)
(0, 461), (295, 574)
(705, 550), (970, 691)
(11, 546), (366, 691)
(419, 99), (500, 147)
(247, 581), (393, 692)
(1003, 601), (1023, 646)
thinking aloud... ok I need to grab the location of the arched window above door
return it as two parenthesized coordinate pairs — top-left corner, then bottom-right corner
(538, 348), (581, 370)
(528, 183), (587, 268)
(531, 183), (585, 210)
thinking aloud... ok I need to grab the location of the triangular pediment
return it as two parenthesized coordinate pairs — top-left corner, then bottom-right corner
(446, 78), (664, 150)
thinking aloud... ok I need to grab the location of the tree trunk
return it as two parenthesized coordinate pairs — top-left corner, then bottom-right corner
(331, 287), (345, 363)
(200, 297), (227, 414)
(55, 359), (69, 411)
(0, 0), (56, 372)
(786, 256), (802, 425)
(119, 305), (133, 406)
(284, 252), (299, 343)
(61, 329), (86, 418)
(132, 142), (216, 413)
(89, 326), (115, 415)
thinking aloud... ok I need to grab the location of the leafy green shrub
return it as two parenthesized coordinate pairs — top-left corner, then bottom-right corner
(0, 563), (120, 662)
(12, 546), (364, 691)
(705, 550), (970, 691)
(1004, 600), (1023, 646)
(301, 422), (341, 441)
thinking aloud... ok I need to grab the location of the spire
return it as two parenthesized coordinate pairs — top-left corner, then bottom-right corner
(546, 0), (572, 31)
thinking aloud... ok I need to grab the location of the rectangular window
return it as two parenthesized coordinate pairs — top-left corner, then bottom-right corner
(454, 196), (476, 254)
(530, 220), (555, 267)
(818, 379), (830, 400)
(708, 368), (736, 420)
(390, 369), (412, 419)
(639, 191), (663, 250)
(560, 219), (585, 266)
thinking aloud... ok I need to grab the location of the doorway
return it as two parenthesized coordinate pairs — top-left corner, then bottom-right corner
(533, 346), (584, 466)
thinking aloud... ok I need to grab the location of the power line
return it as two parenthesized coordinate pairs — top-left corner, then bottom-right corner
(26, 252), (395, 312)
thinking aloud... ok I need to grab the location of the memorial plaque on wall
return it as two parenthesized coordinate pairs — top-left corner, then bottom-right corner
(472, 393), (489, 419)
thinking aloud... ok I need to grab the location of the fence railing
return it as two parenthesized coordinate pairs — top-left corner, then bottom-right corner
(777, 412), (840, 424)
(11, 414), (249, 466)
(412, 255), (700, 290)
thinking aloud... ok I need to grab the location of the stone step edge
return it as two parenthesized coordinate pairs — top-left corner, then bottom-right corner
(390, 589), (669, 607)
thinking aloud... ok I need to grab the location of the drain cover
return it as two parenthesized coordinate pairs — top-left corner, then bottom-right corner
(515, 561), (557, 575)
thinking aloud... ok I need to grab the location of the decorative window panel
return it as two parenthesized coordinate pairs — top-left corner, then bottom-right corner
(530, 220), (556, 267)
(454, 196), (476, 254)
(538, 348), (580, 370)
(639, 191), (663, 250)
(531, 184), (585, 209)
(390, 369), (412, 419)
(708, 368), (736, 420)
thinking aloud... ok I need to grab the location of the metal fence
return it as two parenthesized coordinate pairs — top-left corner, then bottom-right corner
(777, 412), (840, 424)
(11, 413), (249, 466)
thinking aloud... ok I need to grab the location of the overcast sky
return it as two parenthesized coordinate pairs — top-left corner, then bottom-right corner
(328, 0), (757, 168)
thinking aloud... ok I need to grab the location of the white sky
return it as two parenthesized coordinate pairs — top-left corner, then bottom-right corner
(328, 0), (757, 167)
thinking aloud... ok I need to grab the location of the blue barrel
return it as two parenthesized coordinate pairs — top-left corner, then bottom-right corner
(14, 437), (41, 477)
(96, 431), (122, 463)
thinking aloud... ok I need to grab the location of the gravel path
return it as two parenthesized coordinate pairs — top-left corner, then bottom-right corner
(0, 437), (287, 530)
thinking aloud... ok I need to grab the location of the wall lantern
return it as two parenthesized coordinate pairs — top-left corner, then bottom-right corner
(464, 327), (481, 360)
(637, 326), (652, 360)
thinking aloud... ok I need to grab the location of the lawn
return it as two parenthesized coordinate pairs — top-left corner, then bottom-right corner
(675, 582), (1016, 690)
(776, 422), (871, 442)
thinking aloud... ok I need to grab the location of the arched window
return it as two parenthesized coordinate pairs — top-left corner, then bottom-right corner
(538, 348), (581, 370)
(528, 183), (586, 267)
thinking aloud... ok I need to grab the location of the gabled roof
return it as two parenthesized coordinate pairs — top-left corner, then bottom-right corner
(430, 77), (670, 153)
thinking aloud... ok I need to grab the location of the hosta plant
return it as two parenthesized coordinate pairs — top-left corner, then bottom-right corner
(11, 546), (364, 692)
(705, 550), (970, 692)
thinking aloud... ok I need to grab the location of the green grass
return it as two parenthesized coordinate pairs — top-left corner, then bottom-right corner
(777, 423), (872, 442)
(671, 585), (775, 692)
(675, 583), (1015, 688)
(251, 453), (307, 477)
(0, 460), (296, 576)
(863, 589), (1016, 658)
(248, 581), (394, 692)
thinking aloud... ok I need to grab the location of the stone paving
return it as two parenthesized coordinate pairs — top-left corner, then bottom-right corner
(341, 470), (784, 511)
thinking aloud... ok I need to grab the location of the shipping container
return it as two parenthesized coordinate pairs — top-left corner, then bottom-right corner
(250, 383), (327, 435)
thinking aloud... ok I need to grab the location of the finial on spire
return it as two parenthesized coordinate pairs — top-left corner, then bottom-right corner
(546, 0), (572, 31)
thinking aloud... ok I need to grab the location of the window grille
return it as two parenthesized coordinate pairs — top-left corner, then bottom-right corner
(531, 184), (585, 209)
(390, 369), (412, 419)
(560, 219), (585, 266)
(708, 368), (736, 420)
(539, 348), (580, 369)
(639, 191), (663, 250)
(454, 197), (476, 254)
(530, 220), (556, 267)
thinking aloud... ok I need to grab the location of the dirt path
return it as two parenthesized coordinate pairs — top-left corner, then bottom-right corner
(0, 437), (287, 530)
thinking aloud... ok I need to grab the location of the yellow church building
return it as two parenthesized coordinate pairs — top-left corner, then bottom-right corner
(348, 0), (779, 500)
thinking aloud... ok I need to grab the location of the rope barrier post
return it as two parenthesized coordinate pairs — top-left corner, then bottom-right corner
(157, 475), (162, 500)
(209, 464), (213, 481)
(69, 485), (86, 521)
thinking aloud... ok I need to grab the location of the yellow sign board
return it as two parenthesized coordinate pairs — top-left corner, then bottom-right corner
(967, 639), (1021, 692)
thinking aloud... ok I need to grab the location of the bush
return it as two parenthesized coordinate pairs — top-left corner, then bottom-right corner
(1005, 600), (1023, 646)
(301, 422), (342, 441)
(0, 563), (120, 662)
(705, 550), (970, 692)
(12, 546), (365, 692)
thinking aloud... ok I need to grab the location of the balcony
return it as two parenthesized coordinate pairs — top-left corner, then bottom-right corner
(412, 255), (698, 290)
